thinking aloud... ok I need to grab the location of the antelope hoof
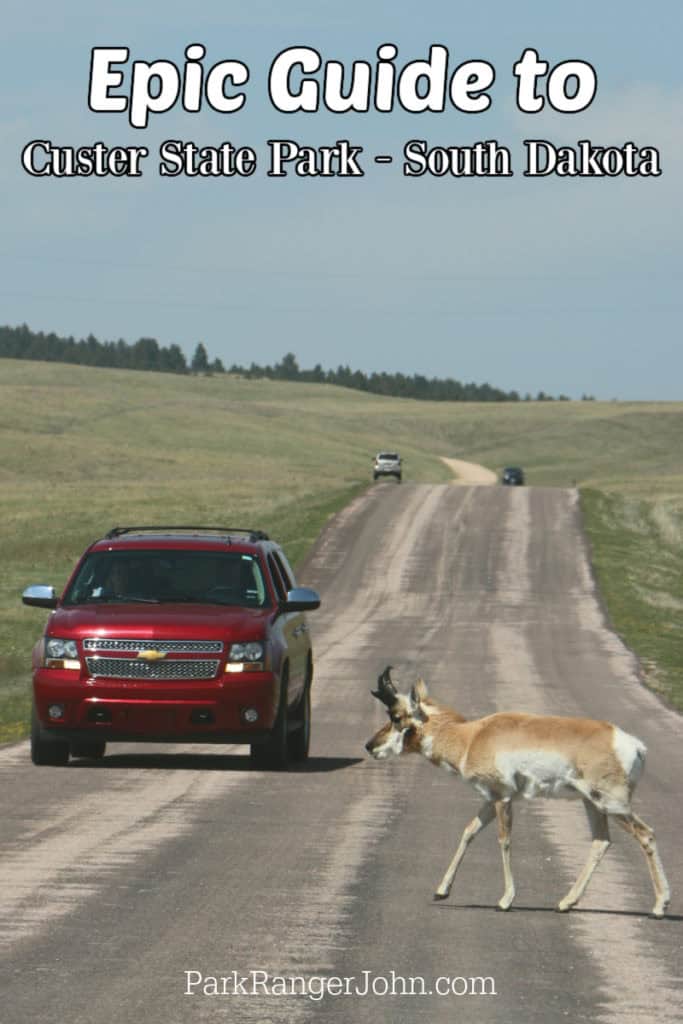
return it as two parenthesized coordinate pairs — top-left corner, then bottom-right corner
(433, 890), (450, 902)
(651, 904), (667, 919)
(497, 894), (514, 911)
(556, 898), (575, 913)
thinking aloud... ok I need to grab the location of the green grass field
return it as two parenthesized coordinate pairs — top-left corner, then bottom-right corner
(2, 358), (682, 739)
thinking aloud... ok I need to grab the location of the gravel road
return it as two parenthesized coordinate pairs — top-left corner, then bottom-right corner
(1, 481), (680, 1024)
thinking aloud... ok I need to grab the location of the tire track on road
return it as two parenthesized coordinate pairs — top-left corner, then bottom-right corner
(490, 487), (680, 1024)
(0, 747), (246, 950)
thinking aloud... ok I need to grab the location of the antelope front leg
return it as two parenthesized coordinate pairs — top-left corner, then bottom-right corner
(434, 802), (497, 902)
(496, 800), (515, 910)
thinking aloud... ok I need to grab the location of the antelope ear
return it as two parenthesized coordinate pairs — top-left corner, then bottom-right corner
(411, 678), (429, 704)
(409, 679), (429, 722)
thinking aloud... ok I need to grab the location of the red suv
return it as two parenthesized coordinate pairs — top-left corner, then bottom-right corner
(22, 526), (320, 769)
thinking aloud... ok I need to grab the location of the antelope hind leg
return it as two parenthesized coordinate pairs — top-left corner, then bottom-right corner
(615, 812), (671, 918)
(558, 800), (610, 912)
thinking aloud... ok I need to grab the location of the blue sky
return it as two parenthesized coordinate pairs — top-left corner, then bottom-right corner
(2, 1), (682, 398)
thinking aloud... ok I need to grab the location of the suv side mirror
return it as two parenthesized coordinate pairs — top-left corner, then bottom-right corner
(279, 586), (321, 613)
(22, 585), (58, 609)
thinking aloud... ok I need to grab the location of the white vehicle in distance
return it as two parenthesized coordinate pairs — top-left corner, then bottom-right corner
(373, 452), (402, 483)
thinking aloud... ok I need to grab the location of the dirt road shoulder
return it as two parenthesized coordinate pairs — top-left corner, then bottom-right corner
(440, 456), (497, 485)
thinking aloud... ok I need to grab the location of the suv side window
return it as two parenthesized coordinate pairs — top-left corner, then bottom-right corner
(267, 554), (288, 602)
(272, 550), (295, 592)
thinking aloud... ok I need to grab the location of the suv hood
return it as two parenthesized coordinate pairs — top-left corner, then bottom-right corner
(47, 603), (272, 642)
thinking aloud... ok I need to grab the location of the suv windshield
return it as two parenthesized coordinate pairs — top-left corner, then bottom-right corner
(377, 453), (399, 461)
(62, 550), (271, 608)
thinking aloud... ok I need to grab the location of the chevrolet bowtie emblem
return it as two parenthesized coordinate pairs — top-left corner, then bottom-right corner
(137, 649), (167, 661)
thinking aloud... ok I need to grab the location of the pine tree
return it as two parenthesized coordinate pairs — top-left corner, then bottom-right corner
(191, 342), (210, 373)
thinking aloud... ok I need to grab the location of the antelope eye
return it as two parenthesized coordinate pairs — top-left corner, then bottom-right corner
(390, 715), (402, 726)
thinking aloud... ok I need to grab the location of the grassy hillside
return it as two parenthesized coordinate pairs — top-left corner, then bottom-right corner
(2, 359), (682, 739)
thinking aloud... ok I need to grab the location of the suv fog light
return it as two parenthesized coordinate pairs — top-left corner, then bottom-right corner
(48, 703), (65, 720)
(241, 707), (259, 723)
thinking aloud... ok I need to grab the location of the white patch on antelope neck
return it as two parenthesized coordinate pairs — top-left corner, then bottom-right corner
(420, 734), (457, 773)
(420, 734), (434, 759)
(494, 749), (581, 800)
(612, 726), (646, 784)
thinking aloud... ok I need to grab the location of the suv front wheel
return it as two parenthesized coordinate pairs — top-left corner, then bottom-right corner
(288, 659), (312, 762)
(30, 705), (70, 766)
(251, 670), (290, 770)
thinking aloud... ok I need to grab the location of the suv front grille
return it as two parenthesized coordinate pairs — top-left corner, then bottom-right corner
(85, 657), (220, 680)
(83, 638), (223, 653)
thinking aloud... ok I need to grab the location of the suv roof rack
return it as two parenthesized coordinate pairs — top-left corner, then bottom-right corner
(105, 526), (270, 542)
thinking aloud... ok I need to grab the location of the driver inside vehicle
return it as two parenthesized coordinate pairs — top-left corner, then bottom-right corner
(105, 561), (131, 598)
(101, 559), (159, 600)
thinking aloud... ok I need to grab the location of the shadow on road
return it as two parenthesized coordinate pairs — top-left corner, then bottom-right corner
(66, 752), (364, 773)
(435, 902), (682, 922)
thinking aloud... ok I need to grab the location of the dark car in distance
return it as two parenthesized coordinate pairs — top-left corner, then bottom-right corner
(501, 466), (525, 486)
(22, 526), (321, 770)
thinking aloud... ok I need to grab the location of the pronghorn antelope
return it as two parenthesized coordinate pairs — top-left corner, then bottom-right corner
(365, 667), (670, 918)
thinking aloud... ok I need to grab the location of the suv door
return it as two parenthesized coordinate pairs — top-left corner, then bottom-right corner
(267, 552), (306, 703)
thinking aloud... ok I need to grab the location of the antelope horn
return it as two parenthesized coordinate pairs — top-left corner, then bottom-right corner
(371, 665), (398, 706)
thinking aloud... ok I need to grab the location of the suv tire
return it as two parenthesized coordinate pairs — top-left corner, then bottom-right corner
(251, 669), (290, 770)
(288, 660), (312, 762)
(30, 706), (70, 766)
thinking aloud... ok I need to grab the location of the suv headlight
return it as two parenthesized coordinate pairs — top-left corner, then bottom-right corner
(226, 641), (265, 673)
(44, 637), (81, 670)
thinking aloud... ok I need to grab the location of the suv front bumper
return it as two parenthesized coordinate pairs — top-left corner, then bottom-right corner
(33, 667), (280, 739)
